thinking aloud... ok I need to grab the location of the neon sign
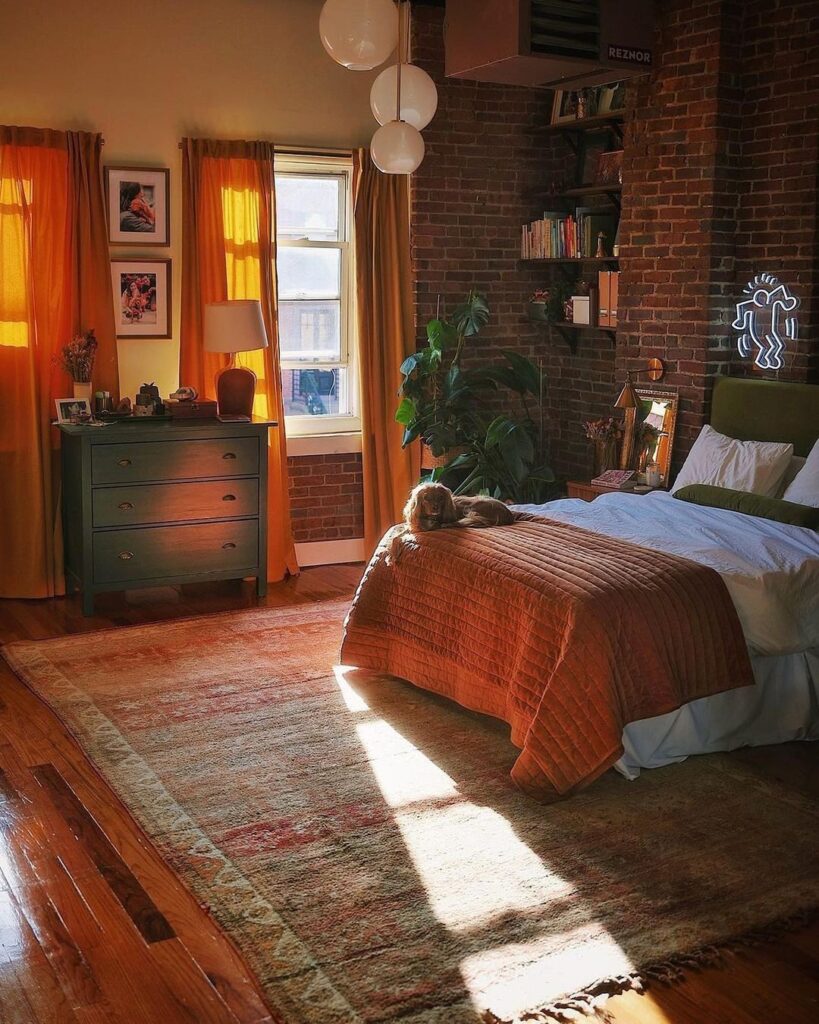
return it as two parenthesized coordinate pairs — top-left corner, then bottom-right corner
(732, 273), (799, 371)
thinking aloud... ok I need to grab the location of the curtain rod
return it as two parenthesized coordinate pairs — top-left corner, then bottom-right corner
(173, 141), (352, 157)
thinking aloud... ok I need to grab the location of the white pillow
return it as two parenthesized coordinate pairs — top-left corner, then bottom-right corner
(782, 439), (819, 507)
(670, 424), (793, 496)
(778, 455), (806, 494)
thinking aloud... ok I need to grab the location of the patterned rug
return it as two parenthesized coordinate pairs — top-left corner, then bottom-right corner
(4, 598), (819, 1024)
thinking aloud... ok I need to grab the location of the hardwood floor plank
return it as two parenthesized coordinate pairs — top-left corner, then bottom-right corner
(31, 764), (175, 945)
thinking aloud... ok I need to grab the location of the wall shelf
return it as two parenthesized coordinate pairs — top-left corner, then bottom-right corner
(533, 112), (625, 138)
(524, 319), (618, 354)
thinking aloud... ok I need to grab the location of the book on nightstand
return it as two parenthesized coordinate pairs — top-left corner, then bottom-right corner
(590, 469), (636, 490)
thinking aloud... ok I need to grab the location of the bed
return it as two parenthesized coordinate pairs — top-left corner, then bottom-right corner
(341, 377), (819, 799)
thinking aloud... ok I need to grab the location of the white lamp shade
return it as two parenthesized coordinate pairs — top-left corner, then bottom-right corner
(203, 300), (269, 354)
(371, 120), (425, 174)
(371, 63), (438, 129)
(319, 0), (398, 72)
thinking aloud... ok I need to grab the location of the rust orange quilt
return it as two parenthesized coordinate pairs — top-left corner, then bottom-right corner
(340, 514), (754, 801)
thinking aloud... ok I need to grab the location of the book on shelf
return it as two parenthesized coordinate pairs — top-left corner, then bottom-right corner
(521, 205), (619, 260)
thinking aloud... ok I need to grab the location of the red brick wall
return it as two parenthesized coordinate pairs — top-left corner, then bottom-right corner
(287, 454), (364, 543)
(413, 0), (819, 481)
(412, 4), (615, 482)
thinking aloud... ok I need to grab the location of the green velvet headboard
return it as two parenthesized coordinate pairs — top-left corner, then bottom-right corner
(711, 377), (819, 457)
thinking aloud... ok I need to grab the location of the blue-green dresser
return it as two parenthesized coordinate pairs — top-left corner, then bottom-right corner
(59, 419), (273, 615)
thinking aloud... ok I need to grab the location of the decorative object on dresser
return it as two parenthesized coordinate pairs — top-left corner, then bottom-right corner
(583, 415), (622, 475)
(58, 418), (273, 614)
(55, 329), (98, 402)
(203, 300), (269, 419)
(111, 258), (172, 338)
(105, 166), (170, 246)
(634, 387), (678, 482)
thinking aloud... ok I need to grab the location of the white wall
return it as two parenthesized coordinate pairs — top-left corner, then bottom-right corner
(0, 0), (378, 397)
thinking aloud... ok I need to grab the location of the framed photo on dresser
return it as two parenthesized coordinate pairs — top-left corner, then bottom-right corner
(111, 258), (172, 339)
(105, 166), (170, 246)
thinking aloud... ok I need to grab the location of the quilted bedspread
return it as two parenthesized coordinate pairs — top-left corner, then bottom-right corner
(340, 514), (755, 801)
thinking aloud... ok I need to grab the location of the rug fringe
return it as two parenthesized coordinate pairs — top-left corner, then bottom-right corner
(481, 905), (819, 1024)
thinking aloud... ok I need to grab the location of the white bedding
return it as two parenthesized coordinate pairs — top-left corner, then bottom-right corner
(513, 490), (819, 774)
(514, 490), (819, 655)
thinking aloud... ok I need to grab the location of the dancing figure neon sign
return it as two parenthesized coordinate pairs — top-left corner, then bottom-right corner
(732, 273), (799, 371)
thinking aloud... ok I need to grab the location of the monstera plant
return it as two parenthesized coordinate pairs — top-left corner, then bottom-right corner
(395, 291), (492, 458)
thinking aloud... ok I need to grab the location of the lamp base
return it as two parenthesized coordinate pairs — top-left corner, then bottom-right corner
(215, 364), (256, 419)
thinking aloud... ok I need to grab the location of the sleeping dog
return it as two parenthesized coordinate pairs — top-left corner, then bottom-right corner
(388, 482), (514, 562)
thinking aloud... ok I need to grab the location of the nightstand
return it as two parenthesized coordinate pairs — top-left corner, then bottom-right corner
(566, 480), (662, 502)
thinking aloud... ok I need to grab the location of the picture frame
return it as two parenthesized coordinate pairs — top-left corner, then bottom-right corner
(578, 131), (612, 185)
(55, 397), (91, 423)
(551, 90), (578, 125)
(111, 258), (172, 339)
(105, 166), (170, 246)
(595, 149), (624, 185)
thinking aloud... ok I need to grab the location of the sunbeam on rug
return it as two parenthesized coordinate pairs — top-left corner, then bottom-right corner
(3, 598), (819, 1024)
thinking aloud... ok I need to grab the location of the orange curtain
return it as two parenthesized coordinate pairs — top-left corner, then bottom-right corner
(180, 138), (298, 581)
(353, 149), (419, 553)
(0, 127), (116, 598)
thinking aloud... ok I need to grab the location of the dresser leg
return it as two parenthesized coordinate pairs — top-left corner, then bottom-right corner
(256, 575), (267, 598)
(82, 591), (95, 616)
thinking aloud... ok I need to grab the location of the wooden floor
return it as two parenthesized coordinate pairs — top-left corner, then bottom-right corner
(0, 569), (817, 1024)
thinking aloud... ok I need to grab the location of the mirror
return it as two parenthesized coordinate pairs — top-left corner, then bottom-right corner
(634, 388), (678, 484)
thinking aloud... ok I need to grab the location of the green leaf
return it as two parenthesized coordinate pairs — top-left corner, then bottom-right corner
(395, 397), (415, 425)
(500, 350), (541, 394)
(451, 291), (490, 338)
(399, 353), (421, 377)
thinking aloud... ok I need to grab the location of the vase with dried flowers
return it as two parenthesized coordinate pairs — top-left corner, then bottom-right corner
(56, 330), (98, 403)
(583, 416), (622, 476)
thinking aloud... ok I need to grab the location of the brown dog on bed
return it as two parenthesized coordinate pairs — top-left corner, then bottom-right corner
(388, 483), (514, 562)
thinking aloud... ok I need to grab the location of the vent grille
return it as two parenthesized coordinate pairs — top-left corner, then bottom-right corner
(530, 0), (599, 60)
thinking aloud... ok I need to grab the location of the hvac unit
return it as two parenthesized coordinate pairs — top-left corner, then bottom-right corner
(444, 0), (655, 88)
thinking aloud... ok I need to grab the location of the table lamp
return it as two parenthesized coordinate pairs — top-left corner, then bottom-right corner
(203, 300), (269, 419)
(614, 374), (640, 470)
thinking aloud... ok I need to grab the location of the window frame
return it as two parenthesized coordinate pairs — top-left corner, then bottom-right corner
(274, 153), (359, 437)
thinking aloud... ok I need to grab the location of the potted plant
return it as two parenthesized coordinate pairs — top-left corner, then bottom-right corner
(442, 351), (556, 504)
(56, 330), (98, 403)
(395, 291), (492, 468)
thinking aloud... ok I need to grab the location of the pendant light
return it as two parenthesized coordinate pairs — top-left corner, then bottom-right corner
(319, 0), (398, 71)
(370, 61), (438, 130)
(370, 2), (425, 174)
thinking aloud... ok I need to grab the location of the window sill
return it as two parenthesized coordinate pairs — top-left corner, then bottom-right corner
(286, 432), (362, 457)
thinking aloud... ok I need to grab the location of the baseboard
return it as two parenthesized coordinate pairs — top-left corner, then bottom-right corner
(295, 538), (366, 567)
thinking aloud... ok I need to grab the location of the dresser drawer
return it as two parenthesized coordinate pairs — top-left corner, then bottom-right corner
(92, 437), (259, 485)
(93, 520), (258, 584)
(93, 479), (259, 528)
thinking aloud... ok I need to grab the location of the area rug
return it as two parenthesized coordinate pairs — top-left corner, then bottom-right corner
(4, 599), (819, 1024)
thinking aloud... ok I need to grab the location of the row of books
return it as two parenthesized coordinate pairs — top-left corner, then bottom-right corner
(520, 206), (618, 260)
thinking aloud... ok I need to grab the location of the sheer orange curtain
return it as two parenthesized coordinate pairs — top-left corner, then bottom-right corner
(0, 127), (116, 598)
(353, 149), (419, 553)
(180, 138), (298, 581)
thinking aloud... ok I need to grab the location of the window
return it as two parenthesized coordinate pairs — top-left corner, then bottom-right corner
(275, 155), (358, 436)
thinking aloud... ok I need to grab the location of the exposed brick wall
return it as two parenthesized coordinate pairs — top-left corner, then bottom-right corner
(412, 4), (614, 482)
(413, 0), (819, 481)
(287, 454), (364, 544)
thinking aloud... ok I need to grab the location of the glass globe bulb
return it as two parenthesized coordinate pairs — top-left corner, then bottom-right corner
(370, 63), (438, 129)
(371, 120), (425, 174)
(319, 0), (398, 72)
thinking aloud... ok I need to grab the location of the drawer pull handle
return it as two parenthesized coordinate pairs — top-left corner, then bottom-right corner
(222, 494), (237, 502)
(222, 452), (237, 460)
(117, 458), (132, 467)
(118, 501), (134, 511)
(118, 551), (134, 561)
(222, 542), (237, 550)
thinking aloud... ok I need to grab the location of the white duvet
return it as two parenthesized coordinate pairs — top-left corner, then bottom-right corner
(514, 491), (819, 655)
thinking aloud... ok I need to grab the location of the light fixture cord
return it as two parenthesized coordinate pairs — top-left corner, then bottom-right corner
(396, 1), (404, 122)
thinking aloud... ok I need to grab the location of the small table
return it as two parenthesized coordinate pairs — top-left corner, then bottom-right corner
(566, 480), (663, 502)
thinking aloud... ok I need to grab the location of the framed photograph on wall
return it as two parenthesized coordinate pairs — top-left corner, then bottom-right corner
(111, 258), (172, 339)
(105, 166), (170, 246)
